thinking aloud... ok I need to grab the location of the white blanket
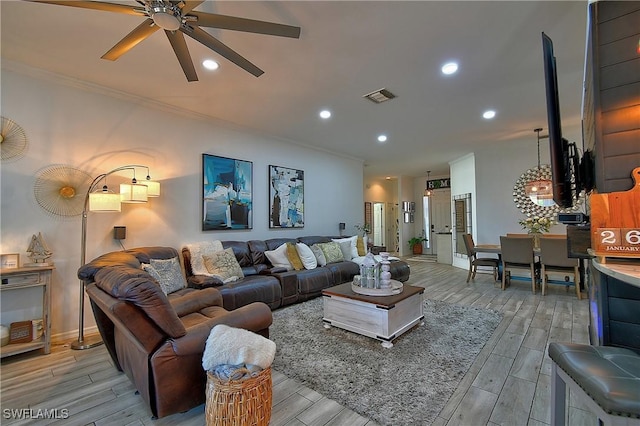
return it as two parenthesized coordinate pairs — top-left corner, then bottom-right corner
(185, 240), (223, 276)
(202, 324), (276, 372)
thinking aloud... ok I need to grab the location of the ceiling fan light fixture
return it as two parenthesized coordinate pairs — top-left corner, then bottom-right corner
(150, 6), (181, 31)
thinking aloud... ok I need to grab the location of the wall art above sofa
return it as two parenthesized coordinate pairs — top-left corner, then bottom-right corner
(269, 165), (304, 228)
(202, 154), (253, 231)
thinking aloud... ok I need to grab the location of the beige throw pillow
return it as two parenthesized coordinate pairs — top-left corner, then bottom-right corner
(203, 248), (244, 283)
(142, 257), (187, 295)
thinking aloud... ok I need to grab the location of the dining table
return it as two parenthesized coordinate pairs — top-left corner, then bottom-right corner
(474, 243), (585, 289)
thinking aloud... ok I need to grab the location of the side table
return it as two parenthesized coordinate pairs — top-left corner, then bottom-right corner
(0, 265), (53, 358)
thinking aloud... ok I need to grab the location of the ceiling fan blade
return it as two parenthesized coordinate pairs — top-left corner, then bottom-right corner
(179, 1), (204, 14)
(182, 26), (264, 77)
(101, 18), (159, 61)
(26, 0), (144, 16)
(189, 12), (301, 39)
(165, 30), (198, 82)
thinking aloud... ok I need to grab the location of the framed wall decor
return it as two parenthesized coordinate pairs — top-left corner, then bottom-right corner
(1, 253), (19, 270)
(202, 154), (253, 231)
(269, 165), (304, 228)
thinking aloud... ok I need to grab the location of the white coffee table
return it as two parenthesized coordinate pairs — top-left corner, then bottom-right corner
(322, 281), (424, 348)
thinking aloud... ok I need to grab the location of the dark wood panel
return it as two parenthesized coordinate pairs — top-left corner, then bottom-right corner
(597, 1), (640, 24)
(599, 58), (640, 90)
(602, 154), (640, 179)
(598, 8), (640, 43)
(600, 81), (640, 111)
(602, 129), (640, 156)
(600, 105), (640, 134)
(599, 35), (640, 66)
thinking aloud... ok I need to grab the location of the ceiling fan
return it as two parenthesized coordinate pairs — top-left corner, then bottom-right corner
(28, 0), (301, 81)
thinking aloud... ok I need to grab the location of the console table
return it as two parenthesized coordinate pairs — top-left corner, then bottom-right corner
(0, 266), (53, 358)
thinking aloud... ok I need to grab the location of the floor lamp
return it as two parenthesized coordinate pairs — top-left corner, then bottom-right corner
(71, 165), (160, 350)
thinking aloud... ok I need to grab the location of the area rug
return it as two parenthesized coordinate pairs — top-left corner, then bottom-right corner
(270, 296), (502, 426)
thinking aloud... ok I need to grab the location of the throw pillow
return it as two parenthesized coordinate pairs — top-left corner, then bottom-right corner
(356, 236), (366, 256)
(332, 236), (359, 259)
(337, 240), (354, 261)
(143, 256), (187, 295)
(319, 241), (344, 264)
(202, 248), (244, 283)
(310, 244), (327, 267)
(286, 243), (304, 270)
(295, 242), (317, 270)
(265, 243), (293, 270)
(185, 240), (224, 276)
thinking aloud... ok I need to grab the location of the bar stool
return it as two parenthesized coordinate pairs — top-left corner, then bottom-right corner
(548, 342), (640, 426)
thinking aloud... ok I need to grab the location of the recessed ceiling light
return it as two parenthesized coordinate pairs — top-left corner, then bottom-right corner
(319, 110), (331, 119)
(202, 59), (219, 70)
(483, 110), (496, 119)
(441, 62), (458, 75)
(377, 135), (388, 142)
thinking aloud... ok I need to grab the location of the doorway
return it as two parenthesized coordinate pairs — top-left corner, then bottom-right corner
(424, 190), (451, 255)
(372, 202), (385, 246)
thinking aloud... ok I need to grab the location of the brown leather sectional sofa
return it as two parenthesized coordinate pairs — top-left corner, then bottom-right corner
(182, 236), (411, 310)
(78, 246), (272, 419)
(77, 237), (410, 418)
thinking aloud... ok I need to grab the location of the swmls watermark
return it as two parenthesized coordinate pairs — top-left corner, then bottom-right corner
(2, 408), (69, 420)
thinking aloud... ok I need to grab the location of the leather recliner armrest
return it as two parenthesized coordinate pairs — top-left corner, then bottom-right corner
(169, 302), (273, 357)
(187, 275), (224, 288)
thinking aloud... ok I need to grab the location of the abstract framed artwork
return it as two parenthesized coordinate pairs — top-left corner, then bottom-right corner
(269, 165), (304, 228)
(202, 154), (252, 230)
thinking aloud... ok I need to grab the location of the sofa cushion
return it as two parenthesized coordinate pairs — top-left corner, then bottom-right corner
(203, 248), (245, 283)
(295, 242), (317, 270)
(142, 257), (187, 295)
(286, 243), (304, 270)
(265, 243), (293, 270)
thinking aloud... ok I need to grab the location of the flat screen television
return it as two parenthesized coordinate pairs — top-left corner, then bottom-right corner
(541, 32), (574, 208)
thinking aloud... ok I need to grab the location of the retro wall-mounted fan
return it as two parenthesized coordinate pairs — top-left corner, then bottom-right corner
(29, 0), (301, 81)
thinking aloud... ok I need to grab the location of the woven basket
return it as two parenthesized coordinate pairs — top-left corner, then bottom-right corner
(205, 367), (272, 426)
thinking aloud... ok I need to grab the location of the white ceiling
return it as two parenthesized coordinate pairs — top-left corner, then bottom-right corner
(1, 1), (589, 179)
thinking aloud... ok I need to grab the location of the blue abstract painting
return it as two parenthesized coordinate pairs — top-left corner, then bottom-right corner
(202, 154), (252, 230)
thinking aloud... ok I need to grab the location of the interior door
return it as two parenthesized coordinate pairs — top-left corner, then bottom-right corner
(428, 190), (452, 255)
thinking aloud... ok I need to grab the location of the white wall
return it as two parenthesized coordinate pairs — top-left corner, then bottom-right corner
(0, 65), (364, 340)
(449, 154), (477, 270)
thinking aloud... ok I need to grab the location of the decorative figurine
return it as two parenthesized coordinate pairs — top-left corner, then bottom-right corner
(25, 232), (52, 266)
(378, 252), (392, 289)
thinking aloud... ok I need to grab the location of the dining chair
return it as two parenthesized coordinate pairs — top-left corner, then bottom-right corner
(499, 235), (538, 293)
(538, 237), (581, 299)
(462, 234), (499, 283)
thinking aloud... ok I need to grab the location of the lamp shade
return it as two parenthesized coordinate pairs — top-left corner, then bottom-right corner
(120, 183), (148, 203)
(89, 191), (121, 212)
(143, 180), (160, 197)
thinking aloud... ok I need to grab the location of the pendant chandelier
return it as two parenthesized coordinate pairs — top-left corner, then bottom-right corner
(424, 171), (432, 196)
(524, 128), (554, 206)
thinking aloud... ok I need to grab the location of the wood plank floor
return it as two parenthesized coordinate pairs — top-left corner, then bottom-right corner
(0, 258), (597, 426)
